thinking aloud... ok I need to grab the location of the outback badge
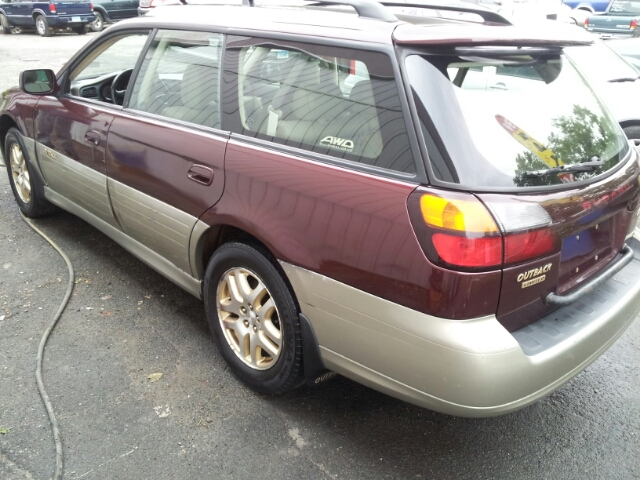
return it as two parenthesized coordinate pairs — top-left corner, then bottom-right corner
(517, 263), (552, 288)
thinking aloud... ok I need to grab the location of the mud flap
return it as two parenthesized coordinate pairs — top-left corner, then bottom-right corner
(299, 313), (337, 386)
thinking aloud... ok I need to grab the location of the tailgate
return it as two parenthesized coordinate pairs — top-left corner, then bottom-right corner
(586, 15), (637, 34)
(55, 1), (93, 15)
(480, 154), (640, 332)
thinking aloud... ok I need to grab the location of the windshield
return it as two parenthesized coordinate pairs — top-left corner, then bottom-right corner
(406, 50), (629, 188)
(567, 42), (639, 82)
(609, 0), (640, 14)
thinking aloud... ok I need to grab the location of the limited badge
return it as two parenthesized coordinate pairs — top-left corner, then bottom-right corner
(517, 263), (552, 289)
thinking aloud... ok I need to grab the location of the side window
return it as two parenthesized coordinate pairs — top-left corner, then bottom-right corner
(222, 38), (415, 174)
(129, 30), (223, 129)
(69, 33), (149, 104)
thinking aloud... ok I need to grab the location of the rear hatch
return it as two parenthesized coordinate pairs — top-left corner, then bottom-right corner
(398, 24), (640, 331)
(585, 0), (640, 35)
(54, 1), (93, 16)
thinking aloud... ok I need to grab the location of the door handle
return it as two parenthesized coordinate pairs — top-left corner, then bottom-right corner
(187, 165), (214, 186)
(84, 130), (100, 146)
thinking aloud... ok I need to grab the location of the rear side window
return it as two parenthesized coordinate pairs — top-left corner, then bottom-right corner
(129, 30), (223, 129)
(222, 37), (415, 174)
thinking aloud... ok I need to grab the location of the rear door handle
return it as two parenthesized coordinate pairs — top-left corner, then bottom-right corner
(84, 130), (100, 146)
(187, 165), (214, 186)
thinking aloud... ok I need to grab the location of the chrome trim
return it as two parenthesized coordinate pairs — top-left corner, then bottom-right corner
(279, 261), (640, 417)
(108, 178), (195, 274)
(37, 141), (118, 227)
(44, 186), (202, 299)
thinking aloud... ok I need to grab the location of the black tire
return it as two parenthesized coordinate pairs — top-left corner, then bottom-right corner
(624, 125), (640, 147)
(35, 15), (51, 37)
(203, 242), (304, 394)
(4, 128), (56, 218)
(90, 11), (104, 32)
(73, 25), (87, 35)
(0, 14), (9, 34)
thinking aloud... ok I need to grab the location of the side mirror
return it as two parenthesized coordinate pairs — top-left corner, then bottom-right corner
(19, 69), (58, 95)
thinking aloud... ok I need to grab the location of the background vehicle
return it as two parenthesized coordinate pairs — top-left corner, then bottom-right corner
(584, 0), (640, 37)
(90, 0), (138, 31)
(605, 36), (640, 67)
(563, 0), (610, 13)
(0, 0), (95, 36)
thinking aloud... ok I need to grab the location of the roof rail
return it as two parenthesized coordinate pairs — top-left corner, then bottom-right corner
(306, 0), (398, 21)
(380, 1), (511, 25)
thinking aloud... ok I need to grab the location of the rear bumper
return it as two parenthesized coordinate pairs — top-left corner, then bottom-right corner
(281, 234), (640, 417)
(47, 14), (95, 26)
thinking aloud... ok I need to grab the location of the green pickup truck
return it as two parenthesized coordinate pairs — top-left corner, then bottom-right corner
(585, 0), (640, 37)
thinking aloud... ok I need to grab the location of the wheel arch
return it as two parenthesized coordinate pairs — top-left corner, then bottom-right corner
(93, 6), (109, 21)
(193, 222), (330, 384)
(576, 5), (595, 12)
(620, 119), (640, 130)
(32, 10), (48, 21)
(0, 114), (20, 157)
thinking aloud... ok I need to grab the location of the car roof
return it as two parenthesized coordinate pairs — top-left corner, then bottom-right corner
(112, 2), (594, 47)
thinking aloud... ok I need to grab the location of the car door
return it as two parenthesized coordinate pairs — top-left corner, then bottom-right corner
(35, 31), (150, 227)
(105, 29), (227, 274)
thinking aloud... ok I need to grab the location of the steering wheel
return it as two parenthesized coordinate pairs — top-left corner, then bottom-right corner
(111, 69), (134, 106)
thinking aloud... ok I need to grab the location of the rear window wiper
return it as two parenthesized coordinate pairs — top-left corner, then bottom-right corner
(520, 158), (604, 178)
(608, 75), (640, 83)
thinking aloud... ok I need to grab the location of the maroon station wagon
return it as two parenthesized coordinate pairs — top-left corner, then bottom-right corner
(2, 0), (640, 417)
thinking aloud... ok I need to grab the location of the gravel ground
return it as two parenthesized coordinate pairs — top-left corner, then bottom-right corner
(1, 30), (639, 480)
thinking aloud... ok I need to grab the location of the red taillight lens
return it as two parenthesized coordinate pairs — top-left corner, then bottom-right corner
(350, 60), (357, 75)
(432, 234), (502, 268)
(504, 229), (555, 265)
(631, 19), (637, 29)
(408, 188), (559, 271)
(49, 3), (56, 13)
(584, 18), (589, 27)
(90, 2), (94, 10)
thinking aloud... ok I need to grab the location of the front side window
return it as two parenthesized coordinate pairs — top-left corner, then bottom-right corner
(69, 33), (149, 104)
(406, 48), (629, 189)
(129, 30), (223, 129)
(222, 37), (415, 174)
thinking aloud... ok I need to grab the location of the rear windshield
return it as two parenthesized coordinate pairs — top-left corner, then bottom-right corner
(405, 49), (630, 189)
(609, 0), (640, 14)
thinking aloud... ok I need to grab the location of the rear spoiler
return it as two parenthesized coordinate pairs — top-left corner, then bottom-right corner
(393, 23), (595, 47)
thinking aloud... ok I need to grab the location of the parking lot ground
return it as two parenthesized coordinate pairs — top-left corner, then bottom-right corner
(1, 32), (640, 480)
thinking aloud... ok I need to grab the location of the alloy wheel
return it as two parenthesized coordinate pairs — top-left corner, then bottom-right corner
(216, 267), (282, 370)
(36, 18), (45, 36)
(9, 143), (31, 203)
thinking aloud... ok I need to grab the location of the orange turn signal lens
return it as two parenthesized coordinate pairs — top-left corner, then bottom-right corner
(419, 194), (499, 234)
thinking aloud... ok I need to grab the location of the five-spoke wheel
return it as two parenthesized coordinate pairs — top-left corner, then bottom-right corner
(9, 142), (31, 204)
(204, 242), (304, 394)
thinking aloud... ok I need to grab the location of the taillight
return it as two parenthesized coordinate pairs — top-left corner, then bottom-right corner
(408, 188), (558, 271)
(49, 3), (56, 13)
(350, 60), (357, 75)
(631, 19), (637, 30)
(410, 191), (502, 270)
(584, 17), (589, 27)
(90, 2), (94, 10)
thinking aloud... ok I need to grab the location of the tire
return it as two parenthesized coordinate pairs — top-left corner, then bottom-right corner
(73, 25), (87, 35)
(0, 14), (9, 34)
(203, 242), (304, 394)
(624, 126), (640, 147)
(35, 15), (51, 37)
(4, 128), (56, 218)
(90, 11), (104, 32)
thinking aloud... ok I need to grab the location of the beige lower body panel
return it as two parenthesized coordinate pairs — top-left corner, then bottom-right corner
(280, 261), (640, 417)
(37, 142), (118, 228)
(108, 178), (195, 274)
(44, 186), (202, 299)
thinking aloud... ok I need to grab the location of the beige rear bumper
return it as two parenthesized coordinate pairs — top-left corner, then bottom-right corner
(280, 238), (640, 417)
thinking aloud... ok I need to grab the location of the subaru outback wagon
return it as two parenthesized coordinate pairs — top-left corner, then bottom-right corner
(2, 0), (640, 417)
